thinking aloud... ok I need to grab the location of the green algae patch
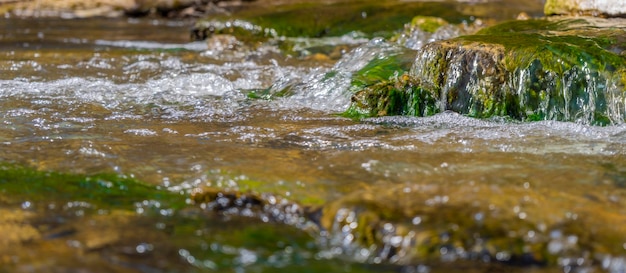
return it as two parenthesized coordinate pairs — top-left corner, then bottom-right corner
(0, 164), (187, 210)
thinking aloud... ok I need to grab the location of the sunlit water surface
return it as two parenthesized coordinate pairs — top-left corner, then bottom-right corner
(1, 14), (626, 273)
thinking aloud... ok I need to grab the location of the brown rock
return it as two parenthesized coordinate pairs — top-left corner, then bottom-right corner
(545, 0), (626, 17)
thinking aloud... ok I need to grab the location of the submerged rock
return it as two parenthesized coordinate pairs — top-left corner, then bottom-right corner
(318, 182), (626, 269)
(0, 209), (40, 247)
(348, 17), (626, 125)
(189, 181), (626, 271)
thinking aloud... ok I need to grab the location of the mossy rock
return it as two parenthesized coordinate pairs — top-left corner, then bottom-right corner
(348, 17), (626, 125)
(544, 0), (626, 17)
(191, 1), (471, 42)
(317, 182), (626, 267)
(189, 180), (626, 269)
(0, 164), (187, 210)
(347, 74), (438, 118)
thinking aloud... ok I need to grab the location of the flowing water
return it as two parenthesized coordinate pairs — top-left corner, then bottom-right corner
(1, 2), (626, 273)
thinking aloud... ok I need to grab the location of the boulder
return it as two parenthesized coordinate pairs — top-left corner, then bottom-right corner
(545, 0), (626, 17)
(348, 17), (626, 125)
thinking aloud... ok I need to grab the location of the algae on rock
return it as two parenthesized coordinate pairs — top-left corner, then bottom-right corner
(192, 1), (470, 42)
(544, 0), (626, 17)
(349, 18), (626, 125)
(318, 182), (626, 267)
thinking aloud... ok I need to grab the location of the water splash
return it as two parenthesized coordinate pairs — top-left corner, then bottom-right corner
(274, 38), (414, 112)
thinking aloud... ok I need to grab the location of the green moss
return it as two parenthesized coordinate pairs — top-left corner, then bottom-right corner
(246, 86), (293, 100)
(409, 16), (450, 33)
(346, 74), (439, 118)
(350, 49), (416, 90)
(342, 45), (419, 119)
(348, 18), (626, 124)
(193, 1), (469, 43)
(0, 164), (187, 210)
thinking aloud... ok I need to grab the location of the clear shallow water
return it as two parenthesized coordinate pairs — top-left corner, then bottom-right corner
(1, 10), (626, 273)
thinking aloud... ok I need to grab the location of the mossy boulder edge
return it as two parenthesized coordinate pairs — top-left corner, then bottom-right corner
(348, 18), (626, 125)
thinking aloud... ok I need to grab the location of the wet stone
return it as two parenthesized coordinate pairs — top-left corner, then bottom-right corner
(317, 182), (626, 268)
(545, 0), (626, 17)
(0, 209), (40, 247)
(348, 17), (626, 125)
(187, 182), (626, 271)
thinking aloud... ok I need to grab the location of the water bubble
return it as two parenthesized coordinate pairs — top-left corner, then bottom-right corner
(136, 243), (153, 254)
(513, 206), (520, 214)
(439, 247), (448, 255)
(389, 236), (403, 247)
(124, 129), (157, 136)
(383, 223), (394, 232)
(473, 212), (484, 222)
(237, 249), (258, 266)
(202, 260), (217, 269)
(341, 225), (351, 233)
(495, 251), (511, 261)
(67, 240), (81, 248)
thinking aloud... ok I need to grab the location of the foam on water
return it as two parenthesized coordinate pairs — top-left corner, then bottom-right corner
(94, 40), (208, 51)
(366, 112), (626, 155)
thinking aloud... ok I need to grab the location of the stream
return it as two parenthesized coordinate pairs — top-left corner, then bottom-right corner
(1, 2), (626, 272)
